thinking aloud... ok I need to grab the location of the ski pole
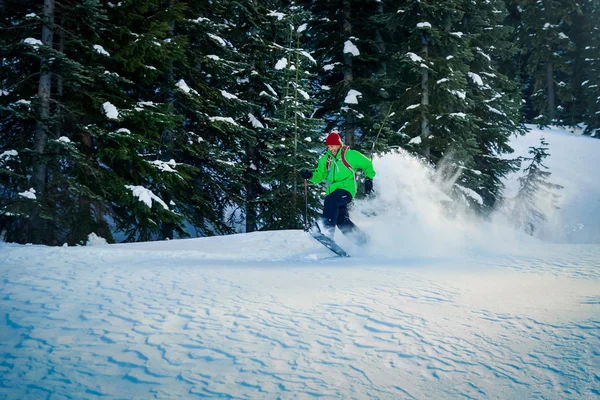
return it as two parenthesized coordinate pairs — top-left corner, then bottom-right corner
(370, 104), (394, 160)
(303, 179), (308, 231)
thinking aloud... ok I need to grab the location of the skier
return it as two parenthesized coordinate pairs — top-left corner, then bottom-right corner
(300, 131), (375, 244)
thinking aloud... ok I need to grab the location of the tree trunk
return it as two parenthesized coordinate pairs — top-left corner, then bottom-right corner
(342, 0), (354, 147)
(546, 61), (556, 121)
(30, 0), (55, 243)
(55, 14), (64, 138)
(375, 2), (386, 74)
(159, 9), (177, 240)
(420, 34), (430, 161)
(245, 143), (257, 233)
(245, 50), (259, 233)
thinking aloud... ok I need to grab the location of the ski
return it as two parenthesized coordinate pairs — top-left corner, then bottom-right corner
(309, 232), (350, 257)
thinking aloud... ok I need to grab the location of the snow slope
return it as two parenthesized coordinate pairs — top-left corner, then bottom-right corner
(1, 126), (599, 399)
(502, 124), (600, 244)
(1, 232), (599, 399)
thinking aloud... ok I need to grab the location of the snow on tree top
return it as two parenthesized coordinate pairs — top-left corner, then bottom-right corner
(57, 137), (71, 143)
(468, 72), (484, 86)
(260, 84), (275, 99)
(417, 22), (432, 29)
(450, 32), (464, 38)
(449, 90), (466, 100)
(102, 102), (119, 119)
(189, 17), (209, 23)
(149, 159), (178, 173)
(210, 116), (238, 126)
(248, 113), (264, 129)
(176, 79), (191, 94)
(344, 40), (360, 56)
(477, 48), (491, 62)
(344, 89), (362, 104)
(300, 51), (316, 64)
(267, 11), (285, 21)
(406, 52), (424, 63)
(18, 188), (36, 200)
(23, 38), (43, 47)
(297, 24), (307, 33)
(409, 136), (422, 145)
(487, 105), (506, 116)
(206, 55), (220, 61)
(295, 88), (309, 100)
(406, 104), (420, 110)
(208, 33), (228, 47)
(275, 58), (287, 70)
(0, 150), (18, 161)
(125, 185), (169, 210)
(93, 45), (110, 57)
(221, 90), (239, 100)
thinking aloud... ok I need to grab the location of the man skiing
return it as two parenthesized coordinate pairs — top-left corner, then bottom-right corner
(301, 131), (375, 244)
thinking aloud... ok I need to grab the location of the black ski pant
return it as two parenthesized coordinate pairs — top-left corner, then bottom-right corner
(322, 189), (362, 239)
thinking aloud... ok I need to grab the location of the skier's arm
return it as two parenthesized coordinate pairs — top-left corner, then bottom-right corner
(349, 150), (376, 179)
(310, 155), (328, 183)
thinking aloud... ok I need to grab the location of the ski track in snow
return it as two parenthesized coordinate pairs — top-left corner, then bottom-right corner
(1, 240), (599, 399)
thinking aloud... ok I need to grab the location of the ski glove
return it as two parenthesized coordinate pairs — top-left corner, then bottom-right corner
(300, 169), (313, 179)
(364, 178), (373, 195)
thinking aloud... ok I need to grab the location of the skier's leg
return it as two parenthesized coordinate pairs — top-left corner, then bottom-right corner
(321, 191), (340, 237)
(336, 203), (368, 245)
(321, 189), (352, 238)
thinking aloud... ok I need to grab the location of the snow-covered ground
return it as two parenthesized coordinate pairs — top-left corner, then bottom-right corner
(502, 124), (600, 244)
(1, 126), (599, 399)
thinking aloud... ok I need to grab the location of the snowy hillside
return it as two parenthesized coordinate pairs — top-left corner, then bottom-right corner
(1, 232), (599, 399)
(502, 124), (600, 244)
(1, 126), (599, 399)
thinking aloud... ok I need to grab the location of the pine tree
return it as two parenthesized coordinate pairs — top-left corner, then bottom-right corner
(381, 0), (522, 211)
(581, 0), (600, 136)
(517, 0), (580, 125)
(305, 0), (383, 149)
(459, 0), (524, 210)
(510, 137), (562, 235)
(1, 0), (205, 244)
(0, 0), (60, 243)
(153, 0), (254, 238)
(223, 0), (322, 231)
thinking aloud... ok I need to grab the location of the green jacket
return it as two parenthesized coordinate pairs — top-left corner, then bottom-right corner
(310, 146), (376, 197)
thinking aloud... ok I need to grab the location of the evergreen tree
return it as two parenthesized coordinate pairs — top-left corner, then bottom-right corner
(510, 137), (562, 235)
(517, 0), (580, 125)
(0, 0), (210, 244)
(581, 0), (600, 136)
(381, 0), (522, 211)
(0, 0), (60, 243)
(305, 0), (383, 149)
(460, 0), (524, 210)
(224, 0), (322, 231)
